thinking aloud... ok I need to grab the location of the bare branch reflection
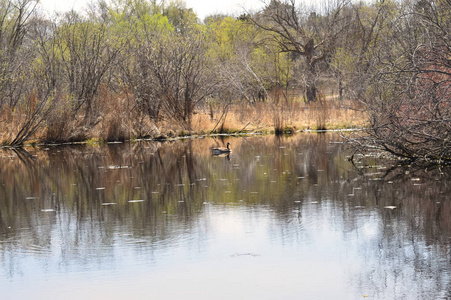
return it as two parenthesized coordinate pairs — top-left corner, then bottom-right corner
(0, 134), (450, 298)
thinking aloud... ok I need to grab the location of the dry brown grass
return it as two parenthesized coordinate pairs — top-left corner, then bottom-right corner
(186, 99), (367, 135)
(91, 88), (162, 141)
(0, 106), (17, 144)
(0, 92), (367, 146)
(0, 101), (53, 145)
(107, 97), (368, 137)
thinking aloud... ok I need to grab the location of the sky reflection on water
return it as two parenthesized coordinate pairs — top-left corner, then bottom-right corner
(1, 134), (450, 299)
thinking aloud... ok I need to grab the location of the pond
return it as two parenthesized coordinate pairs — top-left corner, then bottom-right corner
(1, 133), (450, 299)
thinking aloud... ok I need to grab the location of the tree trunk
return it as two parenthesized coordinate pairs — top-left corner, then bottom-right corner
(184, 97), (193, 130)
(306, 83), (317, 103)
(304, 43), (319, 103)
(305, 63), (317, 103)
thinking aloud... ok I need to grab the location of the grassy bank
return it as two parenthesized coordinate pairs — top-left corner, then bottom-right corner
(0, 97), (367, 147)
(187, 100), (366, 134)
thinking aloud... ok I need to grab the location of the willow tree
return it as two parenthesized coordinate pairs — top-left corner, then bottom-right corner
(206, 15), (263, 103)
(113, 0), (210, 130)
(155, 30), (214, 129)
(114, 8), (174, 123)
(0, 0), (59, 146)
(53, 12), (123, 122)
(0, 0), (38, 109)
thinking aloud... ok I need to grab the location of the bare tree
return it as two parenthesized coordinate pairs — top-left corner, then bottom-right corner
(122, 36), (164, 124)
(124, 28), (215, 130)
(0, 0), (59, 146)
(157, 31), (215, 129)
(0, 0), (38, 109)
(329, 1), (397, 104)
(54, 11), (123, 123)
(250, 0), (349, 102)
(348, 0), (451, 163)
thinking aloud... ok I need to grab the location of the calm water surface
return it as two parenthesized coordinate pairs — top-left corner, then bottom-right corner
(1, 134), (450, 299)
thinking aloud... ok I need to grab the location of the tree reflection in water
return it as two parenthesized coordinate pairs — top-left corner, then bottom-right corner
(0, 133), (450, 299)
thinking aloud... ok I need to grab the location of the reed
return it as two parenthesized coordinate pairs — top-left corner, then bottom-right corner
(0, 90), (367, 146)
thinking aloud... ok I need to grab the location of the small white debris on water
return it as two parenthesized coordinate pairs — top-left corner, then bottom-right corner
(384, 206), (397, 209)
(231, 253), (261, 257)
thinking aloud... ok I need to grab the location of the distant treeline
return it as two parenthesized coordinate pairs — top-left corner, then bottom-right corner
(0, 0), (450, 161)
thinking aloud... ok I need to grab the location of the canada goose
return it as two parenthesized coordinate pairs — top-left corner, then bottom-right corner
(211, 142), (232, 154)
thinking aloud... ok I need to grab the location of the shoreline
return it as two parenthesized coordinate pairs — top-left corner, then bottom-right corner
(0, 127), (364, 150)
